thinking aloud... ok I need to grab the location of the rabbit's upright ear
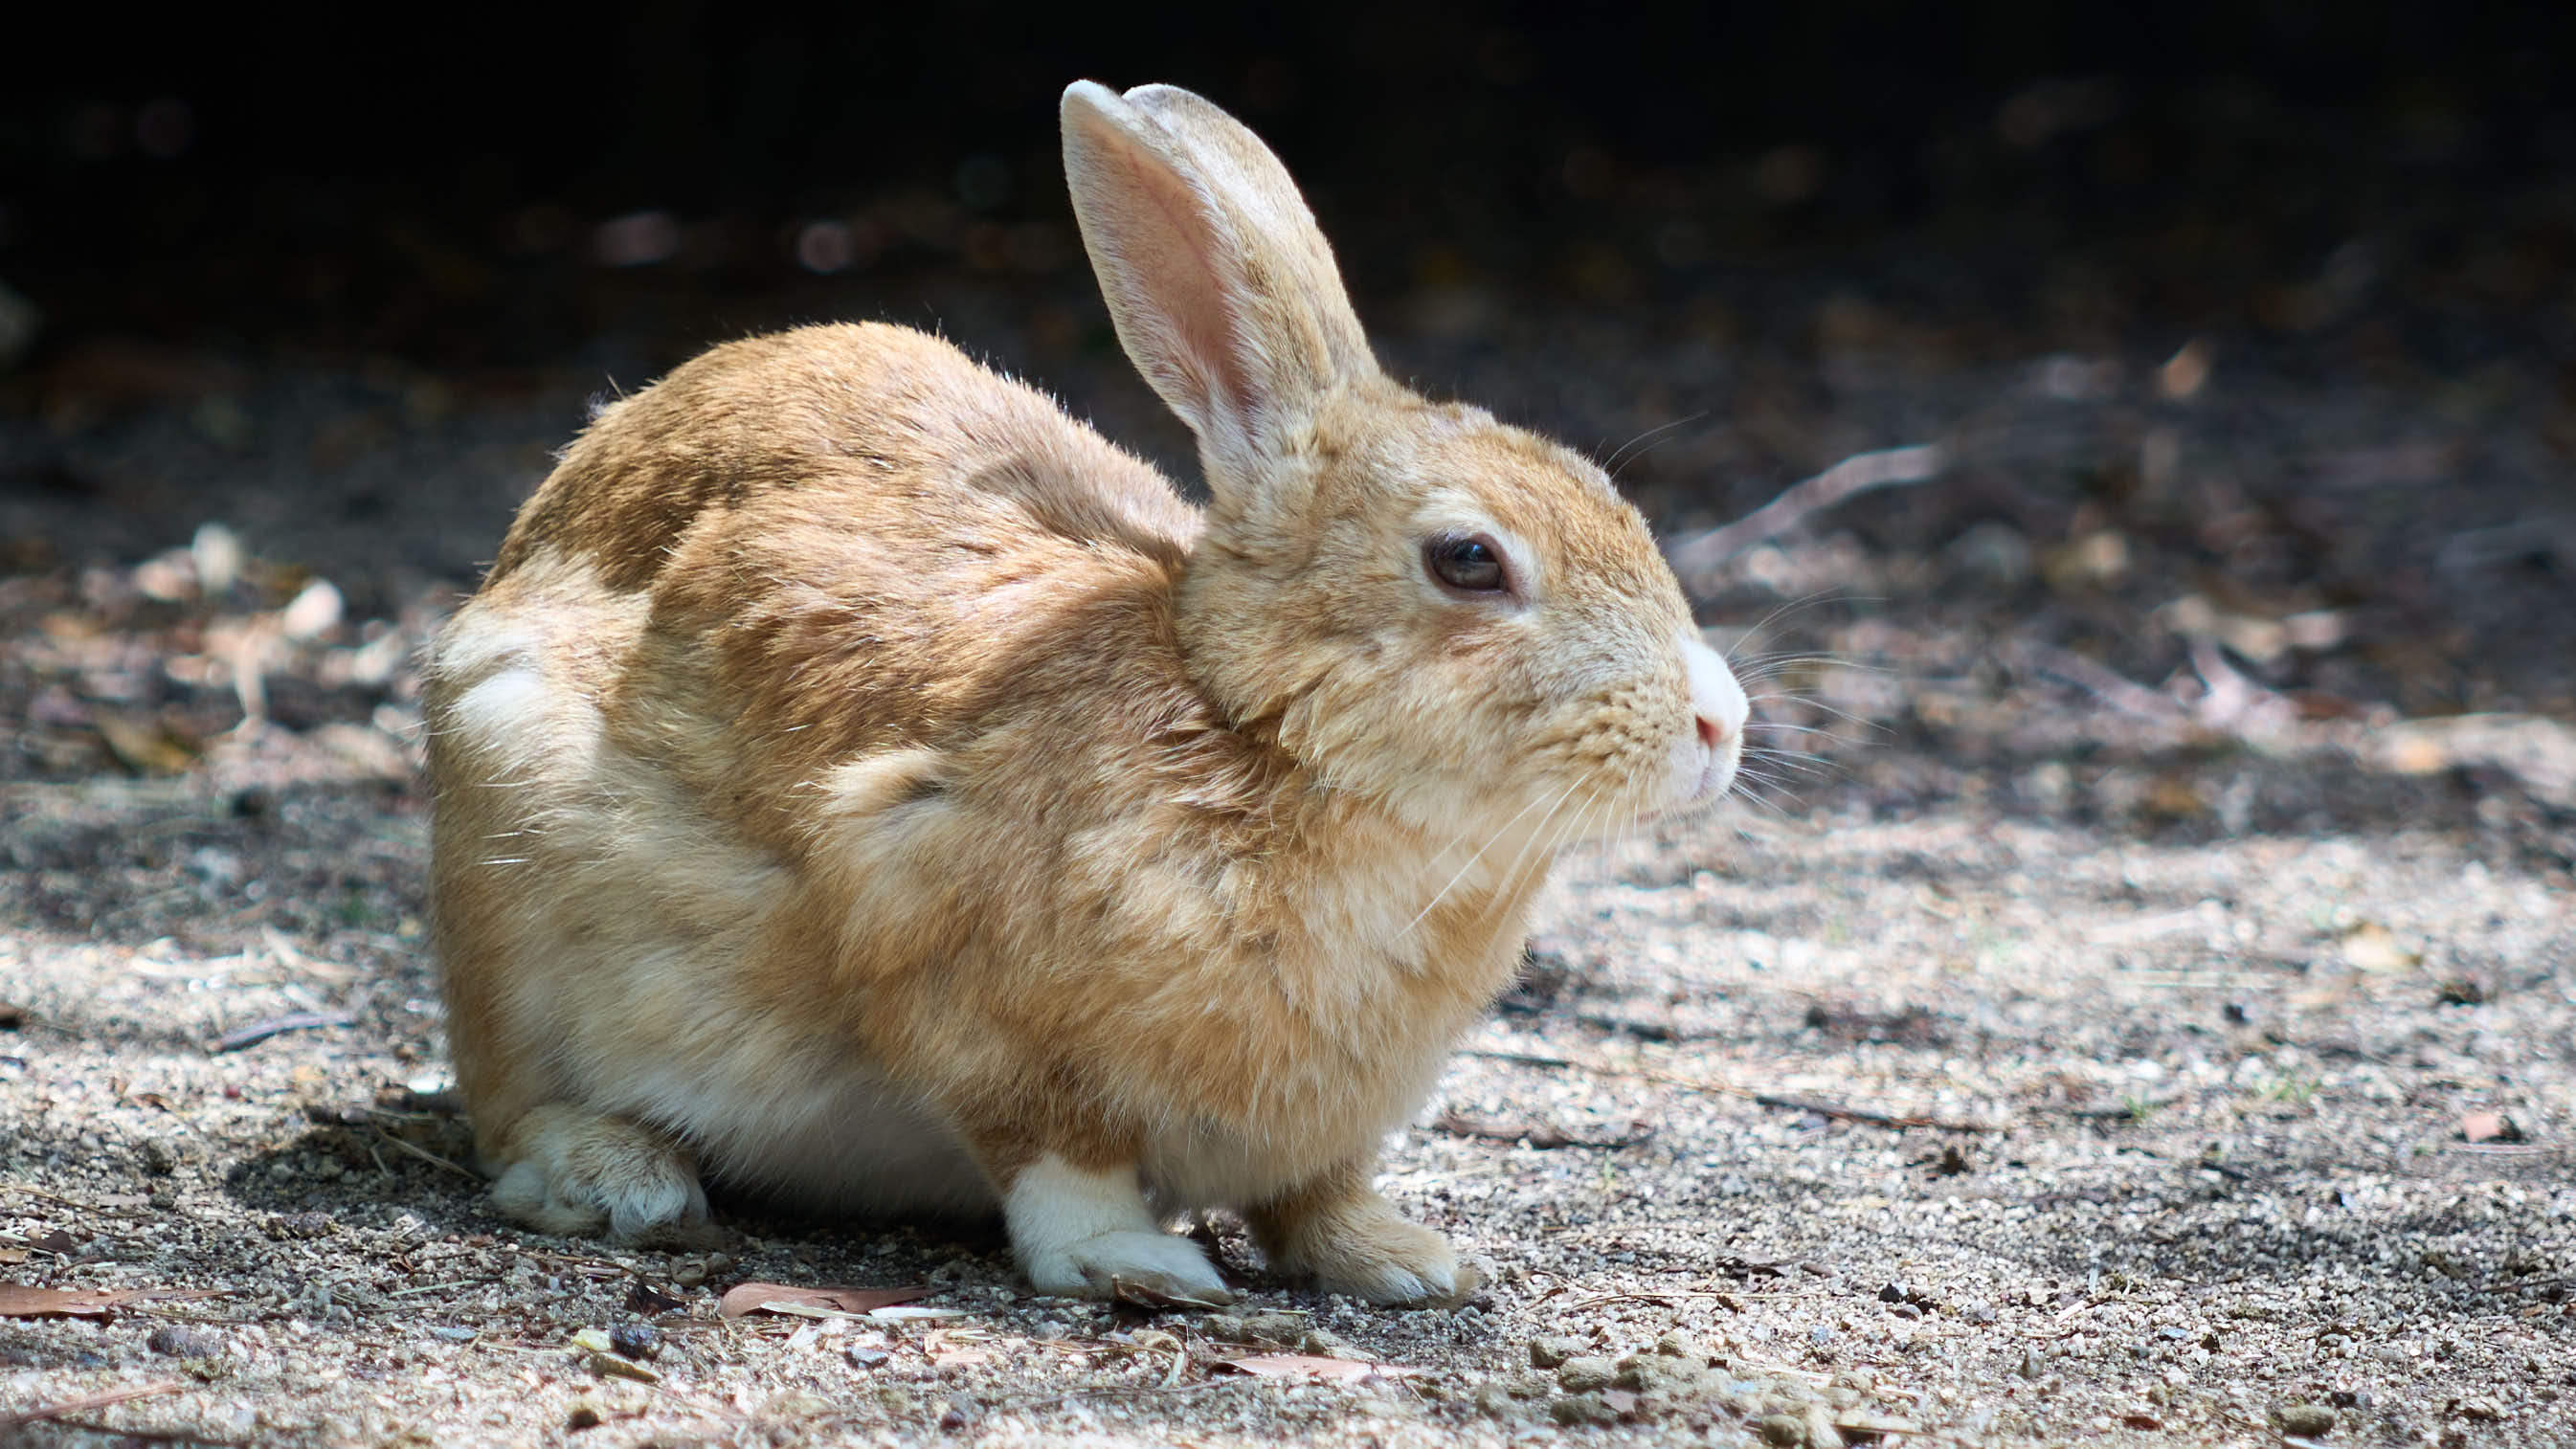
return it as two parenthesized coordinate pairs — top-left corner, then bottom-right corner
(1062, 81), (1378, 476)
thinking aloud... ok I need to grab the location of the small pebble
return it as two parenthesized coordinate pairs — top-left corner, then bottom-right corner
(567, 1403), (602, 1431)
(1757, 1412), (1807, 1446)
(1961, 1301), (1996, 1325)
(2278, 1404), (2336, 1437)
(1877, 1281), (1909, 1304)
(1550, 1393), (1621, 1427)
(1530, 1335), (1588, 1369)
(671, 1261), (708, 1288)
(146, 1325), (223, 1358)
(938, 1397), (980, 1433)
(1240, 1312), (1308, 1344)
(1556, 1355), (1616, 1393)
(609, 1323), (661, 1360)
(1297, 1328), (1364, 1361)
(848, 1346), (890, 1369)
(1652, 1331), (1714, 1362)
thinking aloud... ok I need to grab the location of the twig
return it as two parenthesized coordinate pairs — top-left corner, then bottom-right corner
(1753, 1093), (1994, 1134)
(0, 1379), (189, 1431)
(371, 1128), (482, 1181)
(1669, 444), (1948, 579)
(211, 1011), (354, 1053)
(1431, 1109), (1654, 1149)
(1562, 1289), (1747, 1313)
(1463, 1047), (1997, 1133)
(992, 1379), (1235, 1410)
(2003, 640), (2184, 721)
(42, 1419), (248, 1447)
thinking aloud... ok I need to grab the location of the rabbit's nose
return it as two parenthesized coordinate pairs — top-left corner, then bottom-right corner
(1678, 628), (1748, 750)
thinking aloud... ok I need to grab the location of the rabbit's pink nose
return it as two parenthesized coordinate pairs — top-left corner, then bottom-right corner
(1695, 713), (1725, 750)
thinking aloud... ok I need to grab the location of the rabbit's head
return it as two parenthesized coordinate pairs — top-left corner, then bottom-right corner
(1064, 81), (1743, 847)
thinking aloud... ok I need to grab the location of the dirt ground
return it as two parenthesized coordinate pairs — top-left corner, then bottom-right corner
(5, 144), (2576, 1444)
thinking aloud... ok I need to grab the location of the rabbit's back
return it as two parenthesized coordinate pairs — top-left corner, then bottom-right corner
(440, 323), (1201, 836)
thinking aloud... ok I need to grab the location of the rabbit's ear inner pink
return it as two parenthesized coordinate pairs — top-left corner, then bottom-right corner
(1061, 80), (1376, 472)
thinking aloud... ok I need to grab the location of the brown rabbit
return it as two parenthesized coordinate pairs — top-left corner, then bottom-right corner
(420, 79), (1746, 1305)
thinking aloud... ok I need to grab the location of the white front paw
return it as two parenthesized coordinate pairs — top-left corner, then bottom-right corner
(1024, 1229), (1232, 1303)
(1004, 1154), (1233, 1303)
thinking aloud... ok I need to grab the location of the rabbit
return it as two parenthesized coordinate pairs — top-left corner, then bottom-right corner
(419, 78), (1747, 1307)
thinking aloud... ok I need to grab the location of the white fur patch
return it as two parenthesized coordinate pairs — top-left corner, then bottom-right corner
(1005, 1155), (1230, 1300)
(450, 668), (556, 766)
(610, 1057), (991, 1216)
(1682, 628), (1749, 741)
(1673, 627), (1748, 804)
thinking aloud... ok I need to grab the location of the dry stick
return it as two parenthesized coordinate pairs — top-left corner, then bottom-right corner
(2003, 640), (2184, 722)
(371, 1127), (481, 1181)
(211, 1010), (353, 1053)
(1749, 1092), (1989, 1134)
(0, 1379), (190, 1431)
(1667, 443), (1949, 580)
(41, 1419), (248, 1448)
(1464, 1048), (1995, 1134)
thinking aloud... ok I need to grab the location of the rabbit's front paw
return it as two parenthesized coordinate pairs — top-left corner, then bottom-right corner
(1027, 1229), (1233, 1303)
(1252, 1170), (1477, 1306)
(1004, 1155), (1233, 1303)
(487, 1103), (714, 1246)
(1297, 1211), (1472, 1306)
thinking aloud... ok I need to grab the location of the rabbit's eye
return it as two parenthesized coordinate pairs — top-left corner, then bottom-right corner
(1424, 534), (1509, 594)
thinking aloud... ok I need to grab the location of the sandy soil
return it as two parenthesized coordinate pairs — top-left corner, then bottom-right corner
(4, 218), (2575, 1444)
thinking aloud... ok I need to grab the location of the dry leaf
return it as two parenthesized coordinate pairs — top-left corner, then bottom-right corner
(588, 1351), (660, 1383)
(2458, 1112), (2525, 1145)
(0, 1284), (220, 1318)
(93, 712), (199, 775)
(715, 1282), (928, 1320)
(625, 1281), (685, 1317)
(1220, 1353), (1423, 1382)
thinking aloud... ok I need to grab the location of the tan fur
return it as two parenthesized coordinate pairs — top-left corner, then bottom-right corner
(422, 81), (1743, 1304)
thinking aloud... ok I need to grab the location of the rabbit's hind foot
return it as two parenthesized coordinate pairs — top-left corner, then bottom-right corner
(487, 1102), (719, 1248)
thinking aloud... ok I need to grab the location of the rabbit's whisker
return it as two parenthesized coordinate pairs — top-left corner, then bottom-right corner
(1392, 777), (1581, 943)
(1602, 411), (1708, 479)
(1744, 693), (1886, 734)
(1715, 590), (1853, 660)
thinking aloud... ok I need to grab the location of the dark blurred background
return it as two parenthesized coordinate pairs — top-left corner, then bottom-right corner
(2, 1), (2572, 793)
(11, 4), (2571, 362)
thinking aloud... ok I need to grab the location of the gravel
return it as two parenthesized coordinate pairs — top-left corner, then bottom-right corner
(5, 187), (2574, 1444)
